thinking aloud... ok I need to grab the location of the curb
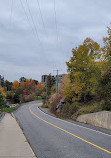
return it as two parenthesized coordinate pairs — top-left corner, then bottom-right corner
(38, 106), (111, 136)
(0, 112), (5, 121)
(38, 106), (57, 118)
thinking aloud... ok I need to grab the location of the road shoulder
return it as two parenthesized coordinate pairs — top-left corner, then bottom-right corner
(39, 106), (111, 136)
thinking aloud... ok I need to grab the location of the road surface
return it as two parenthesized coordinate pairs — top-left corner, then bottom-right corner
(14, 101), (111, 158)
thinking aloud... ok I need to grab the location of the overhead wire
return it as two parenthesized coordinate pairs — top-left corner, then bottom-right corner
(19, 0), (36, 38)
(54, 0), (59, 42)
(25, 0), (40, 43)
(36, 0), (46, 34)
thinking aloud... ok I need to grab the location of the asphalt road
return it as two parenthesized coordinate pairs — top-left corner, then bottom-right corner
(14, 101), (111, 158)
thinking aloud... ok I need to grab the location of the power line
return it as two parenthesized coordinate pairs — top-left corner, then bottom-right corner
(54, 0), (59, 41)
(25, 0), (40, 43)
(36, 0), (46, 34)
(19, 0), (36, 38)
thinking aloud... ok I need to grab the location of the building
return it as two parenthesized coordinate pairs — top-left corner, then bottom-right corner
(41, 75), (48, 83)
(56, 74), (67, 84)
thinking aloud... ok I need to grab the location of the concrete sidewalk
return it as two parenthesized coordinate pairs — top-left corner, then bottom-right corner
(0, 113), (36, 157)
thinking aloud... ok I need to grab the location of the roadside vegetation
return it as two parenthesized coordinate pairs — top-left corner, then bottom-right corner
(0, 88), (6, 109)
(35, 96), (42, 101)
(0, 77), (45, 112)
(0, 26), (110, 118)
(43, 26), (111, 119)
(41, 104), (50, 108)
(1, 105), (20, 113)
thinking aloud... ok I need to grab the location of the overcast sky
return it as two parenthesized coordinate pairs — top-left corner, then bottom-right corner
(0, 0), (111, 82)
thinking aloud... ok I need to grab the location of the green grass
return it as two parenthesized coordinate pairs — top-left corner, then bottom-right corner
(41, 104), (50, 108)
(59, 100), (104, 120)
(35, 96), (42, 101)
(77, 104), (102, 115)
(71, 100), (104, 119)
(1, 105), (20, 113)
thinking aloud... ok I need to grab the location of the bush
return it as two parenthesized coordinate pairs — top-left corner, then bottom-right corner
(76, 102), (102, 115)
(41, 92), (46, 100)
(20, 92), (35, 103)
(24, 93), (35, 102)
(41, 104), (50, 108)
(49, 94), (63, 113)
(62, 102), (79, 118)
(6, 91), (14, 100)
(1, 105), (20, 113)
(35, 96), (42, 101)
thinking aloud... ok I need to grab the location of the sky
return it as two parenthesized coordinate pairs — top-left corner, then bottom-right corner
(0, 0), (111, 82)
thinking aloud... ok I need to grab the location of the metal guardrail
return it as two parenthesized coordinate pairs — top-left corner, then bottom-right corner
(0, 112), (5, 121)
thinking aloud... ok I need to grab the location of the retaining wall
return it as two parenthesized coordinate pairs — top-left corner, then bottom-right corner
(76, 111), (111, 130)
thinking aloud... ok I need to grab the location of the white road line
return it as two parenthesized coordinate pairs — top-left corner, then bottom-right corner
(36, 105), (111, 137)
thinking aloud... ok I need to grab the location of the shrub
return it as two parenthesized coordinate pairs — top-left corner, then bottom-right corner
(62, 102), (79, 118)
(41, 104), (50, 108)
(1, 105), (20, 113)
(49, 94), (63, 113)
(35, 96), (42, 101)
(41, 92), (46, 100)
(24, 93), (35, 102)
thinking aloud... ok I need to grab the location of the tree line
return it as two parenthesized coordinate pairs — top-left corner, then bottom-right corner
(0, 26), (111, 118)
(48, 26), (111, 118)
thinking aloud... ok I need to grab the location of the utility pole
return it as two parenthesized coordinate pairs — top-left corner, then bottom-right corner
(54, 69), (61, 98)
(0, 75), (1, 88)
(56, 69), (59, 95)
(46, 75), (48, 104)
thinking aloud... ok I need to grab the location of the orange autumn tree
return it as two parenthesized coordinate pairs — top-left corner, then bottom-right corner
(26, 80), (30, 88)
(35, 82), (44, 95)
(12, 80), (19, 90)
(30, 79), (34, 85)
(36, 83), (44, 90)
(20, 82), (26, 90)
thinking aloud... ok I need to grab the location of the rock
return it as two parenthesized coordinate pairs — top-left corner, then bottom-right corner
(56, 98), (65, 111)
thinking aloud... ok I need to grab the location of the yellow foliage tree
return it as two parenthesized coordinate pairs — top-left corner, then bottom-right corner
(12, 80), (19, 90)
(66, 38), (101, 102)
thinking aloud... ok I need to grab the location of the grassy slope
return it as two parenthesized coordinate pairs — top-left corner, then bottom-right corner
(1, 105), (20, 113)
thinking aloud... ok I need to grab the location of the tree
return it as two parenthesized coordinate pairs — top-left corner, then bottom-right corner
(12, 81), (19, 90)
(97, 25), (111, 109)
(35, 82), (44, 96)
(98, 71), (111, 110)
(19, 77), (26, 83)
(5, 80), (12, 91)
(46, 74), (56, 96)
(26, 80), (30, 88)
(102, 25), (111, 71)
(66, 38), (101, 102)
(61, 75), (74, 102)
(0, 76), (5, 87)
(0, 88), (6, 108)
(13, 89), (20, 103)
(34, 80), (38, 85)
(103, 26), (111, 59)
